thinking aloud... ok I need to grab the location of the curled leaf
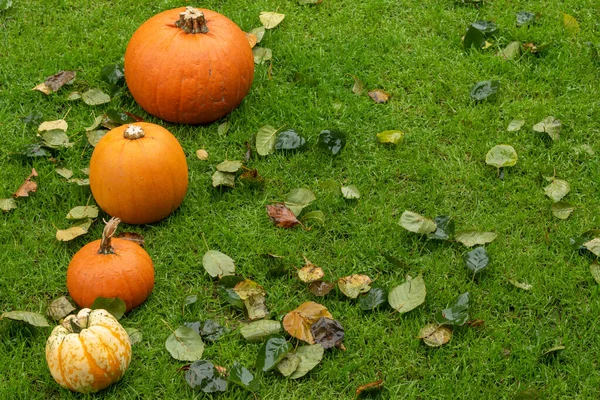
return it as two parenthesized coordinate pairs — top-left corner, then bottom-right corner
(266, 203), (302, 228)
(337, 274), (372, 299)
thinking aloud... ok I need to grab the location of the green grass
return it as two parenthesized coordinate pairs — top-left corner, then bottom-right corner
(1, 0), (600, 398)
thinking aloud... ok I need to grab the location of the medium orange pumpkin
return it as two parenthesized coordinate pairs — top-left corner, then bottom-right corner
(46, 308), (132, 393)
(67, 218), (155, 312)
(124, 6), (255, 124)
(89, 122), (188, 225)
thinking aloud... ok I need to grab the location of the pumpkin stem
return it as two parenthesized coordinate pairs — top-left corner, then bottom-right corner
(99, 217), (121, 255)
(175, 6), (209, 34)
(123, 124), (145, 140)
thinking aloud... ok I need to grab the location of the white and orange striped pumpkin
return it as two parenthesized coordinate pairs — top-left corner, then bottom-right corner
(45, 308), (131, 393)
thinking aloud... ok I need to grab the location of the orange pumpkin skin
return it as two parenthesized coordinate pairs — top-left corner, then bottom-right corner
(89, 122), (188, 225)
(66, 220), (155, 312)
(124, 7), (255, 124)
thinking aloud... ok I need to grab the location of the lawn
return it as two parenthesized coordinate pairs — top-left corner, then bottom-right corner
(1, 0), (600, 398)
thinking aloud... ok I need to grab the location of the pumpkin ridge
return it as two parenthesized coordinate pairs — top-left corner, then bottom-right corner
(92, 324), (131, 366)
(56, 335), (70, 390)
(88, 327), (126, 378)
(78, 332), (114, 391)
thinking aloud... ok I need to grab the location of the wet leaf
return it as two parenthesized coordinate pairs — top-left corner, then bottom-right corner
(115, 231), (145, 247)
(341, 185), (360, 199)
(125, 327), (143, 345)
(55, 167), (73, 179)
(239, 168), (264, 186)
(516, 11), (535, 27)
(428, 215), (455, 241)
(234, 279), (266, 301)
(266, 203), (301, 228)
(584, 238), (600, 257)
(32, 71), (76, 94)
(202, 250), (235, 278)
(66, 205), (99, 220)
(454, 230), (497, 247)
(551, 201), (575, 220)
(195, 149), (209, 160)
(1, 311), (49, 327)
(217, 121), (230, 136)
(249, 26), (266, 43)
(216, 160), (243, 173)
(418, 324), (452, 347)
(13, 169), (38, 198)
(310, 317), (344, 349)
(298, 258), (325, 283)
(501, 41), (521, 60)
(229, 361), (259, 392)
(544, 179), (570, 202)
(485, 145), (517, 168)
(166, 326), (205, 361)
(47, 296), (76, 321)
(349, 74), (364, 95)
(185, 360), (227, 393)
(90, 297), (126, 320)
(570, 230), (600, 251)
(563, 13), (580, 36)
(217, 287), (244, 310)
(508, 278), (532, 290)
(399, 210), (437, 234)
(590, 262), (600, 284)
(212, 171), (236, 188)
(256, 125), (278, 156)
(199, 319), (228, 342)
(533, 116), (561, 141)
(81, 88), (110, 105)
(276, 353), (301, 377)
(359, 287), (387, 311)
(56, 218), (93, 241)
(308, 280), (335, 296)
(105, 109), (136, 125)
(318, 129), (346, 156)
(276, 129), (306, 151)
(368, 89), (391, 103)
(285, 188), (316, 216)
(100, 63), (125, 86)
(355, 380), (385, 397)
(463, 26), (485, 51)
(240, 320), (282, 341)
(256, 334), (291, 372)
(464, 247), (490, 274)
(283, 301), (332, 344)
(38, 119), (68, 132)
(301, 210), (325, 225)
(388, 274), (426, 314)
(253, 47), (272, 64)
(435, 292), (470, 326)
(0, 198), (17, 212)
(470, 80), (499, 101)
(471, 21), (497, 35)
(376, 130), (404, 144)
(507, 119), (525, 131)
(259, 11), (285, 29)
(338, 274), (372, 299)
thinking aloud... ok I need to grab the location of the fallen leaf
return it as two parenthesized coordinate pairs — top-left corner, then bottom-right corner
(301, 210), (325, 225)
(196, 149), (209, 160)
(454, 230), (497, 247)
(259, 11), (285, 29)
(38, 119), (68, 132)
(125, 327), (143, 345)
(287, 344), (324, 379)
(14, 169), (38, 198)
(41, 129), (73, 149)
(229, 361), (259, 392)
(184, 360), (227, 393)
(298, 0), (323, 4)
(516, 11), (535, 27)
(67, 178), (90, 186)
(285, 188), (316, 216)
(418, 324), (452, 347)
(244, 294), (269, 320)
(533, 116), (561, 141)
(470, 80), (500, 101)
(246, 33), (257, 48)
(216, 160), (243, 173)
(338, 274), (372, 299)
(359, 287), (387, 310)
(368, 89), (391, 103)
(283, 301), (333, 344)
(485, 145), (518, 169)
(266, 203), (302, 228)
(165, 325), (205, 361)
(202, 250), (235, 278)
(435, 292), (470, 326)
(399, 210), (437, 234)
(239, 168), (264, 186)
(563, 13), (580, 36)
(551, 201), (575, 220)
(355, 380), (385, 398)
(590, 262), (600, 284)
(86, 130), (108, 147)
(584, 238), (600, 257)
(1, 311), (49, 327)
(376, 130), (404, 144)
(256, 334), (291, 372)
(233, 279), (266, 300)
(500, 41), (521, 60)
(90, 297), (126, 320)
(298, 257), (325, 283)
(249, 26), (266, 43)
(0, 198), (17, 212)
(388, 274), (426, 313)
(308, 280), (335, 296)
(82, 88), (111, 105)
(55, 167), (73, 179)
(544, 179), (570, 202)
(341, 185), (360, 200)
(256, 125), (278, 156)
(47, 296), (76, 321)
(240, 320), (282, 341)
(310, 317), (344, 349)
(253, 47), (273, 64)
(318, 130), (346, 156)
(212, 171), (235, 188)
(66, 205), (99, 220)
(507, 119), (525, 131)
(508, 278), (532, 290)
(464, 247), (490, 274)
(56, 218), (93, 241)
(32, 70), (75, 94)
(349, 74), (364, 95)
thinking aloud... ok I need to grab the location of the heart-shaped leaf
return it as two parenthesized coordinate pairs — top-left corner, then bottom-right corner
(418, 324), (452, 347)
(551, 201), (575, 220)
(82, 88), (110, 105)
(256, 334), (292, 372)
(56, 218), (93, 241)
(166, 326), (205, 361)
(216, 160), (243, 173)
(435, 292), (470, 326)
(463, 25), (486, 51)
(202, 250), (235, 278)
(276, 129), (306, 151)
(388, 274), (426, 314)
(464, 247), (489, 274)
(253, 47), (273, 64)
(100, 63), (125, 86)
(533, 116), (561, 141)
(501, 42), (521, 60)
(256, 125), (278, 156)
(212, 171), (235, 188)
(470, 80), (500, 101)
(288, 344), (324, 379)
(285, 188), (316, 216)
(544, 178), (569, 202)
(0, 198), (17, 212)
(310, 317), (344, 349)
(428, 215), (455, 240)
(229, 361), (259, 392)
(185, 360), (227, 393)
(584, 238), (600, 257)
(485, 145), (517, 168)
(359, 287), (387, 311)
(563, 13), (580, 36)
(283, 301), (332, 343)
(399, 210), (437, 234)
(259, 11), (285, 29)
(338, 274), (372, 299)
(66, 205), (99, 220)
(590, 262), (600, 284)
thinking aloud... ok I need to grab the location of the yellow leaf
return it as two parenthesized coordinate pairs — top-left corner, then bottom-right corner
(38, 119), (68, 132)
(196, 149), (209, 160)
(259, 12), (285, 29)
(337, 274), (372, 298)
(563, 13), (580, 36)
(297, 257), (324, 283)
(283, 301), (333, 344)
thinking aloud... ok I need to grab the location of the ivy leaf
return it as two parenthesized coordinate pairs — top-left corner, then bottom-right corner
(240, 320), (282, 341)
(485, 145), (518, 169)
(464, 247), (489, 274)
(276, 129), (306, 151)
(285, 188), (316, 216)
(185, 360), (227, 393)
(90, 297), (126, 320)
(229, 361), (259, 392)
(1, 311), (49, 327)
(359, 287), (388, 310)
(470, 80), (500, 101)
(399, 210), (437, 234)
(81, 88), (111, 105)
(428, 215), (455, 240)
(202, 250), (235, 278)
(544, 179), (570, 202)
(454, 230), (497, 247)
(256, 125), (278, 156)
(435, 292), (470, 326)
(551, 201), (575, 220)
(533, 116), (561, 141)
(318, 130), (346, 156)
(165, 326), (205, 361)
(388, 274), (426, 314)
(256, 334), (292, 372)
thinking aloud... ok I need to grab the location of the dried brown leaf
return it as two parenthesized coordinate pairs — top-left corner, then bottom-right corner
(283, 301), (333, 344)
(308, 280), (335, 296)
(297, 257), (324, 283)
(355, 379), (384, 398)
(266, 203), (302, 228)
(196, 149), (209, 160)
(14, 169), (38, 198)
(246, 33), (258, 48)
(368, 89), (391, 103)
(32, 70), (76, 94)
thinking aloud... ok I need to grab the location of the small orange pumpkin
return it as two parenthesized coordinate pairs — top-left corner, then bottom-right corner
(124, 6), (255, 124)
(67, 218), (154, 312)
(89, 122), (188, 225)
(45, 308), (132, 393)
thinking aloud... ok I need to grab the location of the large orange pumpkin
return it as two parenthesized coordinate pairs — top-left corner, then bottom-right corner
(124, 6), (255, 124)
(89, 122), (188, 225)
(67, 218), (155, 312)
(45, 308), (132, 393)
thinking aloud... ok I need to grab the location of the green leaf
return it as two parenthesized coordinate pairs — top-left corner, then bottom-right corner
(454, 230), (497, 247)
(85, 115), (104, 131)
(0, 198), (17, 212)
(349, 74), (364, 95)
(341, 185), (360, 200)
(277, 353), (301, 377)
(249, 27), (266, 43)
(570, 230), (600, 250)
(284, 188), (316, 216)
(21, 112), (43, 127)
(90, 297), (126, 320)
(1, 311), (49, 327)
(21, 143), (50, 157)
(253, 47), (273, 64)
(202, 250), (235, 278)
(56, 218), (93, 241)
(551, 201), (575, 220)
(256, 125), (278, 156)
(217, 121), (230, 136)
(256, 334), (292, 372)
(66, 205), (99, 220)
(399, 210), (437, 234)
(105, 109), (136, 125)
(219, 275), (245, 288)
(41, 130), (72, 149)
(301, 210), (325, 225)
(81, 88), (111, 105)
(418, 323), (453, 347)
(217, 286), (244, 310)
(584, 238), (600, 257)
(464, 247), (489, 274)
(100, 63), (125, 86)
(376, 130), (404, 144)
(507, 119), (525, 131)
(0, 0), (13, 11)
(185, 360), (227, 393)
(240, 320), (282, 341)
(435, 292), (470, 326)
(563, 13), (580, 36)
(388, 274), (426, 314)
(471, 20), (497, 35)
(125, 327), (143, 345)
(501, 41), (521, 60)
(276, 129), (306, 151)
(516, 11), (535, 27)
(590, 262), (600, 284)
(318, 130), (346, 156)
(508, 278), (532, 291)
(359, 287), (388, 310)
(211, 171), (236, 188)
(533, 116), (561, 141)
(229, 361), (259, 392)
(216, 160), (243, 173)
(55, 167), (73, 179)
(428, 215), (455, 240)
(183, 295), (198, 307)
(463, 25), (486, 51)
(288, 344), (324, 379)
(485, 145), (517, 168)
(544, 179), (570, 202)
(470, 80), (500, 101)
(165, 326), (205, 361)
